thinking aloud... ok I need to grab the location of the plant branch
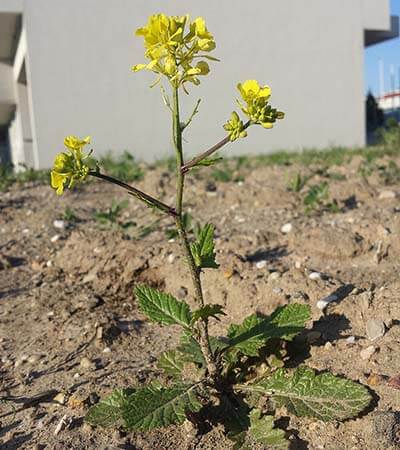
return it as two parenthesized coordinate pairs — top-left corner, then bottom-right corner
(182, 98), (201, 131)
(181, 120), (251, 173)
(89, 171), (177, 217)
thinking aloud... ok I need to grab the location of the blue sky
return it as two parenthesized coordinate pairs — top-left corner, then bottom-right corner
(365, 0), (400, 96)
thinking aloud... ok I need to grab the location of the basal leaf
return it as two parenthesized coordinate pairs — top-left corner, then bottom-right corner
(227, 304), (311, 356)
(86, 388), (135, 427)
(135, 285), (191, 328)
(190, 223), (219, 269)
(239, 366), (372, 421)
(121, 383), (202, 431)
(218, 395), (250, 450)
(247, 409), (289, 449)
(191, 304), (226, 324)
(158, 350), (185, 378)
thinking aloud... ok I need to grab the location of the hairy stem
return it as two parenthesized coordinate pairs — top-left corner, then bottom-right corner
(89, 172), (177, 216)
(181, 120), (251, 173)
(172, 87), (220, 383)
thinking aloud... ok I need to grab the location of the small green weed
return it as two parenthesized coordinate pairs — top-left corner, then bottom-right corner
(94, 199), (135, 231)
(303, 182), (339, 214)
(286, 172), (310, 192)
(100, 151), (144, 182)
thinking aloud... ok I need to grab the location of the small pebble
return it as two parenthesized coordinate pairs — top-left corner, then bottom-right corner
(309, 272), (321, 281)
(73, 373), (80, 379)
(103, 347), (111, 353)
(360, 345), (376, 360)
(272, 287), (283, 294)
(268, 271), (281, 281)
(367, 373), (385, 387)
(280, 222), (293, 234)
(53, 393), (66, 405)
(167, 254), (175, 264)
(255, 260), (267, 269)
(176, 286), (188, 299)
(378, 190), (397, 200)
(387, 374), (400, 390)
(316, 294), (338, 310)
(345, 336), (356, 345)
(223, 267), (235, 279)
(50, 235), (60, 243)
(80, 357), (95, 370)
(366, 319), (386, 341)
(28, 354), (42, 364)
(53, 220), (65, 230)
(324, 342), (333, 350)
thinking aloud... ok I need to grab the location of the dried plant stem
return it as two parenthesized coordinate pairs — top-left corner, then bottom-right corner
(172, 87), (220, 383)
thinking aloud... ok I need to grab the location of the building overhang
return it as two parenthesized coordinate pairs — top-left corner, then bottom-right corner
(365, 15), (399, 47)
(0, 12), (21, 64)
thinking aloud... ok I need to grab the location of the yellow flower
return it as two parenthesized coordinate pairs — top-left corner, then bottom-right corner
(50, 135), (96, 195)
(132, 14), (218, 88)
(64, 135), (91, 152)
(237, 80), (271, 104)
(237, 80), (284, 128)
(223, 112), (247, 141)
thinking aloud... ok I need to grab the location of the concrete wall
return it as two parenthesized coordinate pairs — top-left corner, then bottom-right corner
(1, 0), (393, 168)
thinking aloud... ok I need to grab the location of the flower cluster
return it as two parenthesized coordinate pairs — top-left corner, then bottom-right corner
(51, 136), (96, 195)
(236, 80), (284, 128)
(132, 14), (217, 88)
(223, 112), (247, 142)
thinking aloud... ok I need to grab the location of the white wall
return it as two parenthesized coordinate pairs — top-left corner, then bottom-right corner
(8, 0), (392, 167)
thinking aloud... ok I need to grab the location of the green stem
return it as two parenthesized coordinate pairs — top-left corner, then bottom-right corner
(181, 120), (251, 173)
(171, 86), (220, 383)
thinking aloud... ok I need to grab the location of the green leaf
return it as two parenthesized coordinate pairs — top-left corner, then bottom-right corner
(158, 350), (185, 378)
(247, 409), (289, 449)
(227, 304), (311, 357)
(121, 383), (202, 431)
(178, 333), (228, 367)
(191, 304), (226, 324)
(135, 285), (191, 328)
(86, 388), (135, 427)
(193, 157), (223, 167)
(190, 223), (219, 269)
(216, 395), (250, 449)
(239, 366), (372, 421)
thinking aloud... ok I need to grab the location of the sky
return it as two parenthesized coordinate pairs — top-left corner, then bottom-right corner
(365, 0), (400, 96)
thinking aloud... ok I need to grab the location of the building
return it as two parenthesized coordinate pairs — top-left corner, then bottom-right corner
(378, 90), (400, 121)
(0, 0), (399, 169)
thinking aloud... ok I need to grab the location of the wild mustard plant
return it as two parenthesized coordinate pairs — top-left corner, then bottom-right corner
(51, 13), (371, 448)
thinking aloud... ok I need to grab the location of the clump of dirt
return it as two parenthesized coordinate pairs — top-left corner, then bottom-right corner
(1, 154), (400, 449)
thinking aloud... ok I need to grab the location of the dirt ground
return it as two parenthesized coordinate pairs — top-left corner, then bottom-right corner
(1, 153), (400, 450)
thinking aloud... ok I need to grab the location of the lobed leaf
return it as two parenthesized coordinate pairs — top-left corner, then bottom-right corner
(227, 304), (311, 357)
(135, 285), (191, 328)
(191, 304), (226, 324)
(86, 388), (135, 427)
(190, 223), (219, 269)
(158, 350), (186, 378)
(239, 366), (372, 421)
(121, 383), (202, 431)
(247, 409), (289, 449)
